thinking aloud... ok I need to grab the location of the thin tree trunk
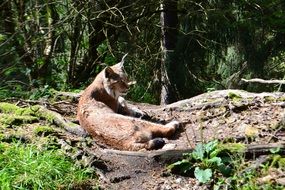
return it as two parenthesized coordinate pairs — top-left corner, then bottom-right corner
(160, 0), (178, 105)
(38, 1), (57, 84)
(12, 0), (37, 85)
(68, 1), (83, 86)
(2, 1), (14, 35)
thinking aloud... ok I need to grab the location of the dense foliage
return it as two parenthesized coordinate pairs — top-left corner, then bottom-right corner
(1, 0), (285, 103)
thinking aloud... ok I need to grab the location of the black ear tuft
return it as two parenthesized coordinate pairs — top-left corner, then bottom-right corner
(104, 67), (114, 78)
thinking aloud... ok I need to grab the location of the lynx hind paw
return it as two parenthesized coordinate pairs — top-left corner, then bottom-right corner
(165, 120), (180, 129)
(147, 138), (165, 150)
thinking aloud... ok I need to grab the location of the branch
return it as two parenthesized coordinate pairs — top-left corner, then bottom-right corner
(38, 105), (88, 137)
(101, 143), (285, 160)
(241, 78), (285, 85)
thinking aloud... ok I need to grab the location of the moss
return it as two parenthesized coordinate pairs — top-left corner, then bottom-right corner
(264, 96), (285, 103)
(34, 126), (54, 136)
(0, 114), (38, 126)
(218, 143), (246, 153)
(0, 102), (21, 114)
(228, 92), (242, 101)
(0, 103), (58, 124)
(276, 96), (285, 102)
(17, 107), (38, 116)
(22, 105), (53, 122)
(264, 96), (276, 103)
(0, 103), (41, 117)
(44, 113), (56, 123)
(0, 103), (42, 128)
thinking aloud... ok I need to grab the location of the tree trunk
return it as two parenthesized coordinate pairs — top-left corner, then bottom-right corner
(76, 18), (104, 84)
(38, 1), (58, 84)
(68, 1), (84, 86)
(2, 1), (15, 35)
(13, 0), (37, 84)
(160, 0), (178, 105)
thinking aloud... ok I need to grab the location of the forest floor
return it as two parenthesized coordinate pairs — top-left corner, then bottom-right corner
(1, 89), (285, 189)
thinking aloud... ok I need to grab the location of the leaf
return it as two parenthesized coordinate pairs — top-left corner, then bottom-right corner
(269, 147), (280, 154)
(0, 34), (6, 42)
(96, 42), (108, 54)
(207, 157), (222, 166)
(167, 159), (193, 174)
(218, 164), (233, 177)
(204, 140), (218, 154)
(209, 148), (221, 158)
(192, 143), (205, 160)
(194, 167), (212, 183)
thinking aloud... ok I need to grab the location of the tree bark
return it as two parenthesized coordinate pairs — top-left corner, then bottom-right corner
(13, 0), (37, 84)
(2, 1), (15, 35)
(68, 1), (84, 86)
(160, 0), (178, 105)
(38, 1), (58, 84)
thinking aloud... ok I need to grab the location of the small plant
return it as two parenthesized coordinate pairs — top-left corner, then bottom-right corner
(168, 140), (232, 184)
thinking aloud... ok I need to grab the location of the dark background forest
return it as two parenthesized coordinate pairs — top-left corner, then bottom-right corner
(1, 0), (285, 104)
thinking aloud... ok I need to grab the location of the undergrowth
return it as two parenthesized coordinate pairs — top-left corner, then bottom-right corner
(168, 140), (285, 190)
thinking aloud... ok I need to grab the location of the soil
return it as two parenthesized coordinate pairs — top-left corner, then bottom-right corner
(2, 89), (285, 189)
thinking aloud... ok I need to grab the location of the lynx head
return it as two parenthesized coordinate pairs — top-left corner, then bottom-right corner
(103, 54), (130, 99)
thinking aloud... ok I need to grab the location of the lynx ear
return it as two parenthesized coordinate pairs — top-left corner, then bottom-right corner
(104, 67), (115, 79)
(118, 53), (128, 68)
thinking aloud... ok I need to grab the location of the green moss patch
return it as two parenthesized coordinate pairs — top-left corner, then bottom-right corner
(0, 102), (42, 116)
(0, 103), (21, 114)
(34, 126), (55, 136)
(0, 103), (43, 127)
(0, 114), (38, 126)
(228, 92), (242, 101)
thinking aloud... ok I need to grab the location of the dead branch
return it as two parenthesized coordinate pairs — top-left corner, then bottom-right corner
(101, 143), (285, 160)
(241, 78), (285, 84)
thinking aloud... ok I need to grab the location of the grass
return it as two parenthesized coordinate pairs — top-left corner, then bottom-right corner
(0, 142), (96, 190)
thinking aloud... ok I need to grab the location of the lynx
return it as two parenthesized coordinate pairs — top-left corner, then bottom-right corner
(77, 54), (179, 151)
